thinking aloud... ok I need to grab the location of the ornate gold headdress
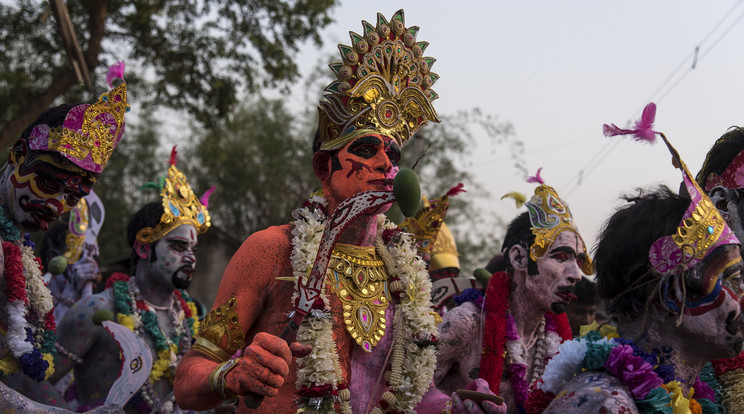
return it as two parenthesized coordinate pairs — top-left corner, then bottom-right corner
(28, 62), (128, 173)
(135, 147), (213, 244)
(603, 102), (739, 275)
(503, 168), (593, 275)
(63, 190), (105, 263)
(317, 9), (440, 151)
(399, 184), (464, 272)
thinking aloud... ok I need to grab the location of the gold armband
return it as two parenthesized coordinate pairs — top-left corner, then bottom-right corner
(194, 297), (246, 362)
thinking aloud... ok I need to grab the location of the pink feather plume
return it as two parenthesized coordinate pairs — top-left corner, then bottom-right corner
(526, 168), (544, 185)
(445, 183), (466, 198)
(602, 102), (658, 143)
(169, 146), (178, 166)
(106, 61), (126, 88)
(200, 186), (216, 208)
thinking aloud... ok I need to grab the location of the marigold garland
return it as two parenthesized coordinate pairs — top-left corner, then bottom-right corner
(1, 231), (56, 382)
(110, 274), (196, 412)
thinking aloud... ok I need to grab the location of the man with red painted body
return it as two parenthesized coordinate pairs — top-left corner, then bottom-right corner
(174, 9), (506, 414)
(433, 172), (590, 414)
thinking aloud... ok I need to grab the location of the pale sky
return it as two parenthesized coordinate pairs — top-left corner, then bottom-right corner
(293, 1), (744, 256)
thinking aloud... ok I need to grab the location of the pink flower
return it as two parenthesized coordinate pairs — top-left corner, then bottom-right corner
(604, 344), (663, 400)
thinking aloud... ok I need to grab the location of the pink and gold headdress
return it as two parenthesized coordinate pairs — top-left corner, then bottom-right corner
(27, 62), (129, 173)
(702, 150), (744, 192)
(135, 147), (214, 244)
(503, 168), (593, 275)
(317, 9), (440, 151)
(603, 102), (740, 275)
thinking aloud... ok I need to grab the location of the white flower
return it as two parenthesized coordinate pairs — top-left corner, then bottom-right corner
(539, 339), (588, 394)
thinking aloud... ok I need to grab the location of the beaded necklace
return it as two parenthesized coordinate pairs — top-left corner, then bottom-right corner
(111, 274), (198, 412)
(0, 211), (56, 382)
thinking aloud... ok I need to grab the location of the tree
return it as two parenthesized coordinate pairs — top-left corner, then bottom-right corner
(0, 0), (338, 149)
(180, 97), (319, 240)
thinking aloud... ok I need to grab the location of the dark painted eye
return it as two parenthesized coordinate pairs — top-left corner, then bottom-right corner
(386, 149), (401, 166)
(350, 144), (377, 159)
(551, 252), (569, 262)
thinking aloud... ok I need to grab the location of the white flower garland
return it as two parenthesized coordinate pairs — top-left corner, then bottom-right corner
(290, 197), (438, 413)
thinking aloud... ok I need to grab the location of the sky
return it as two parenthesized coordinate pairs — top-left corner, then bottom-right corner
(292, 0), (744, 256)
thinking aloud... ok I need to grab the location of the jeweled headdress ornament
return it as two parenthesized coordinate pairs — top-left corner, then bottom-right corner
(399, 183), (464, 256)
(502, 168), (594, 275)
(317, 9), (440, 151)
(135, 147), (214, 244)
(63, 190), (105, 263)
(27, 62), (129, 173)
(603, 102), (739, 275)
(701, 149), (744, 192)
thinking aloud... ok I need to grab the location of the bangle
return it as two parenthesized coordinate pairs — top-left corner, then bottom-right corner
(443, 398), (453, 414)
(208, 358), (240, 400)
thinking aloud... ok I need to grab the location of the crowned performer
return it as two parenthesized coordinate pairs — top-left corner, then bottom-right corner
(696, 126), (744, 412)
(525, 103), (744, 413)
(49, 147), (212, 413)
(174, 9), (504, 414)
(41, 190), (106, 323)
(434, 170), (588, 414)
(0, 64), (128, 412)
(399, 185), (481, 314)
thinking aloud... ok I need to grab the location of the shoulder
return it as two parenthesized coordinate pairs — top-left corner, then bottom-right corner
(544, 371), (637, 413)
(233, 224), (292, 261)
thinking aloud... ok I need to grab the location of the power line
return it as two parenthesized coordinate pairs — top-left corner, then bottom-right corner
(560, 0), (744, 198)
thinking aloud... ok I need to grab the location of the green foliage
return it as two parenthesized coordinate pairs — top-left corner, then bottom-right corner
(402, 109), (523, 272)
(0, 0), (338, 134)
(181, 97), (318, 239)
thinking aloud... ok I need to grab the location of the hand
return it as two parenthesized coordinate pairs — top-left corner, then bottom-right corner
(451, 379), (507, 414)
(70, 258), (100, 292)
(223, 332), (293, 398)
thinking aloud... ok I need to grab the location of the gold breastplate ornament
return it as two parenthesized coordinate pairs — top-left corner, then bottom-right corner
(327, 243), (390, 352)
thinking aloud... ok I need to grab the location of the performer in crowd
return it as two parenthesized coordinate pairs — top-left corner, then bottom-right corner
(50, 147), (212, 413)
(696, 125), (744, 412)
(563, 277), (599, 337)
(40, 190), (106, 323)
(174, 9), (504, 414)
(525, 103), (744, 413)
(434, 169), (590, 414)
(0, 63), (128, 412)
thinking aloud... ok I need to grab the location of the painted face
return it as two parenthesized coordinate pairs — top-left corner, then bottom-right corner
(527, 230), (586, 314)
(2, 152), (96, 232)
(676, 244), (744, 356)
(324, 134), (401, 206)
(148, 224), (197, 290)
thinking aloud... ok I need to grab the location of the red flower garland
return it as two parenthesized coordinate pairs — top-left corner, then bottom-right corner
(480, 271), (512, 394)
(3, 241), (26, 303)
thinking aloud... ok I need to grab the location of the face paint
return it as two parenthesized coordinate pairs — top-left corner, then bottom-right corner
(679, 245), (742, 316)
(6, 152), (96, 231)
(324, 134), (400, 206)
(528, 230), (585, 314)
(148, 224), (197, 290)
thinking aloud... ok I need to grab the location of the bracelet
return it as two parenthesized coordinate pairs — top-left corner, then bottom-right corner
(443, 398), (453, 414)
(55, 342), (84, 364)
(208, 358), (240, 400)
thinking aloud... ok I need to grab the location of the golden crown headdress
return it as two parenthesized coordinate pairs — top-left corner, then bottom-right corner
(399, 183), (463, 255)
(28, 62), (128, 173)
(502, 168), (593, 275)
(603, 102), (739, 275)
(135, 147), (214, 244)
(317, 9), (440, 151)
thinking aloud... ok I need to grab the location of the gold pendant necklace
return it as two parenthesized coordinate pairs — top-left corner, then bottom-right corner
(327, 243), (390, 352)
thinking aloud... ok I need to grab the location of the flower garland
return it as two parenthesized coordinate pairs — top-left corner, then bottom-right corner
(479, 271), (570, 410)
(524, 324), (724, 414)
(111, 274), (198, 412)
(711, 352), (744, 411)
(0, 215), (56, 382)
(290, 196), (439, 413)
